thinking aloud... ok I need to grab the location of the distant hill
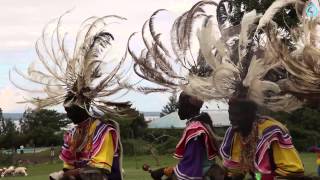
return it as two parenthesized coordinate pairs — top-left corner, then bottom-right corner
(148, 110), (230, 129)
(142, 112), (160, 117)
(3, 113), (23, 120)
(2, 112), (160, 121)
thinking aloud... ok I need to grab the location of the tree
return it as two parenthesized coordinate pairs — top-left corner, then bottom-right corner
(0, 108), (4, 134)
(116, 110), (148, 139)
(0, 118), (18, 148)
(268, 107), (320, 151)
(0, 108), (20, 149)
(160, 93), (178, 117)
(217, 0), (299, 52)
(130, 113), (148, 138)
(19, 109), (70, 147)
(217, 0), (299, 30)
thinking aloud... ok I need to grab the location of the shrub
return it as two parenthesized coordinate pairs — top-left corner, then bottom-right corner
(0, 152), (13, 165)
(122, 139), (150, 156)
(155, 136), (179, 154)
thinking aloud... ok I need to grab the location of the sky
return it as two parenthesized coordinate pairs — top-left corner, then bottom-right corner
(0, 0), (226, 113)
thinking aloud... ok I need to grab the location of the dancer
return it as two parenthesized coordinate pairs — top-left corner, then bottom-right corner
(11, 14), (135, 180)
(128, 3), (222, 179)
(193, 0), (320, 179)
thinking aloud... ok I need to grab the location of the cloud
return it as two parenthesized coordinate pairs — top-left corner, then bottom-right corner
(0, 0), (201, 50)
(0, 83), (170, 113)
(0, 84), (33, 113)
(0, 0), (222, 113)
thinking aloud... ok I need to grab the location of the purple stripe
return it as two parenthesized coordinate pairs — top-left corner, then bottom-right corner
(91, 126), (116, 156)
(220, 127), (234, 159)
(255, 126), (293, 166)
(256, 125), (292, 151)
(93, 126), (114, 147)
(70, 128), (76, 136)
(93, 123), (116, 143)
(93, 124), (108, 143)
(91, 134), (107, 154)
(220, 123), (292, 162)
(174, 167), (202, 180)
(92, 121), (105, 138)
(262, 125), (290, 140)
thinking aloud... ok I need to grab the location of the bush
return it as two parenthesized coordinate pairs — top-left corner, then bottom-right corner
(0, 152), (13, 165)
(289, 128), (320, 151)
(122, 139), (150, 156)
(155, 136), (179, 154)
(213, 127), (229, 137)
(267, 107), (320, 152)
(143, 128), (183, 141)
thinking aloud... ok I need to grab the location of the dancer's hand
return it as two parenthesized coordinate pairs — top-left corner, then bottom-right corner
(150, 168), (165, 180)
(49, 170), (64, 180)
(63, 169), (80, 177)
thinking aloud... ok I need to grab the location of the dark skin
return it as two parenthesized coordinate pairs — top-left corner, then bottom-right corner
(63, 91), (91, 124)
(177, 92), (203, 120)
(228, 99), (257, 137)
(150, 92), (205, 180)
(62, 99), (93, 179)
(62, 93), (112, 179)
(62, 106), (108, 180)
(64, 104), (90, 124)
(228, 99), (310, 179)
(62, 104), (90, 179)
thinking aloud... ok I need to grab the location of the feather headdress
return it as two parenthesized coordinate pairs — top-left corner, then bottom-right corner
(10, 14), (136, 119)
(262, 0), (320, 103)
(128, 2), (219, 99)
(129, 0), (320, 112)
(194, 0), (320, 112)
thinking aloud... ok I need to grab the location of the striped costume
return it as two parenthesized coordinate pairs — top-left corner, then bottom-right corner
(220, 117), (304, 179)
(60, 118), (122, 179)
(173, 120), (219, 180)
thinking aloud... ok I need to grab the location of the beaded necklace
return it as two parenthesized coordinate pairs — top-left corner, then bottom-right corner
(70, 118), (94, 154)
(239, 120), (259, 173)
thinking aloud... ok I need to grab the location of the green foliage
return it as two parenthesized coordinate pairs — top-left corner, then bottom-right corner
(0, 153), (316, 180)
(0, 119), (19, 148)
(18, 108), (70, 147)
(143, 128), (183, 154)
(130, 113), (148, 138)
(0, 151), (13, 165)
(0, 108), (21, 148)
(213, 127), (230, 137)
(144, 128), (183, 141)
(122, 139), (150, 156)
(217, 0), (299, 50)
(154, 136), (179, 154)
(0, 108), (4, 134)
(116, 112), (148, 139)
(219, 0), (299, 30)
(245, 0), (298, 29)
(268, 107), (320, 151)
(160, 93), (178, 117)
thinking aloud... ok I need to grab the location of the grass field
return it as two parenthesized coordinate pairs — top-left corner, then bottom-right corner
(1, 153), (318, 180)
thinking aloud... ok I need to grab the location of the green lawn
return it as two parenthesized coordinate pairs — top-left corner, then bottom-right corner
(1, 153), (318, 180)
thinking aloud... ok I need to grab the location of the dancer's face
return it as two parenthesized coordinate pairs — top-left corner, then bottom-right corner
(228, 99), (257, 133)
(177, 92), (203, 120)
(64, 104), (90, 124)
(177, 97), (193, 120)
(63, 92), (91, 124)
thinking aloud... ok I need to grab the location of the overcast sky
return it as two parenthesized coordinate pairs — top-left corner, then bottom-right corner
(0, 0), (227, 113)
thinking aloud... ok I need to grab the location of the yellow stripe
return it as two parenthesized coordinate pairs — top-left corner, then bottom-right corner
(88, 132), (114, 171)
(63, 162), (75, 170)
